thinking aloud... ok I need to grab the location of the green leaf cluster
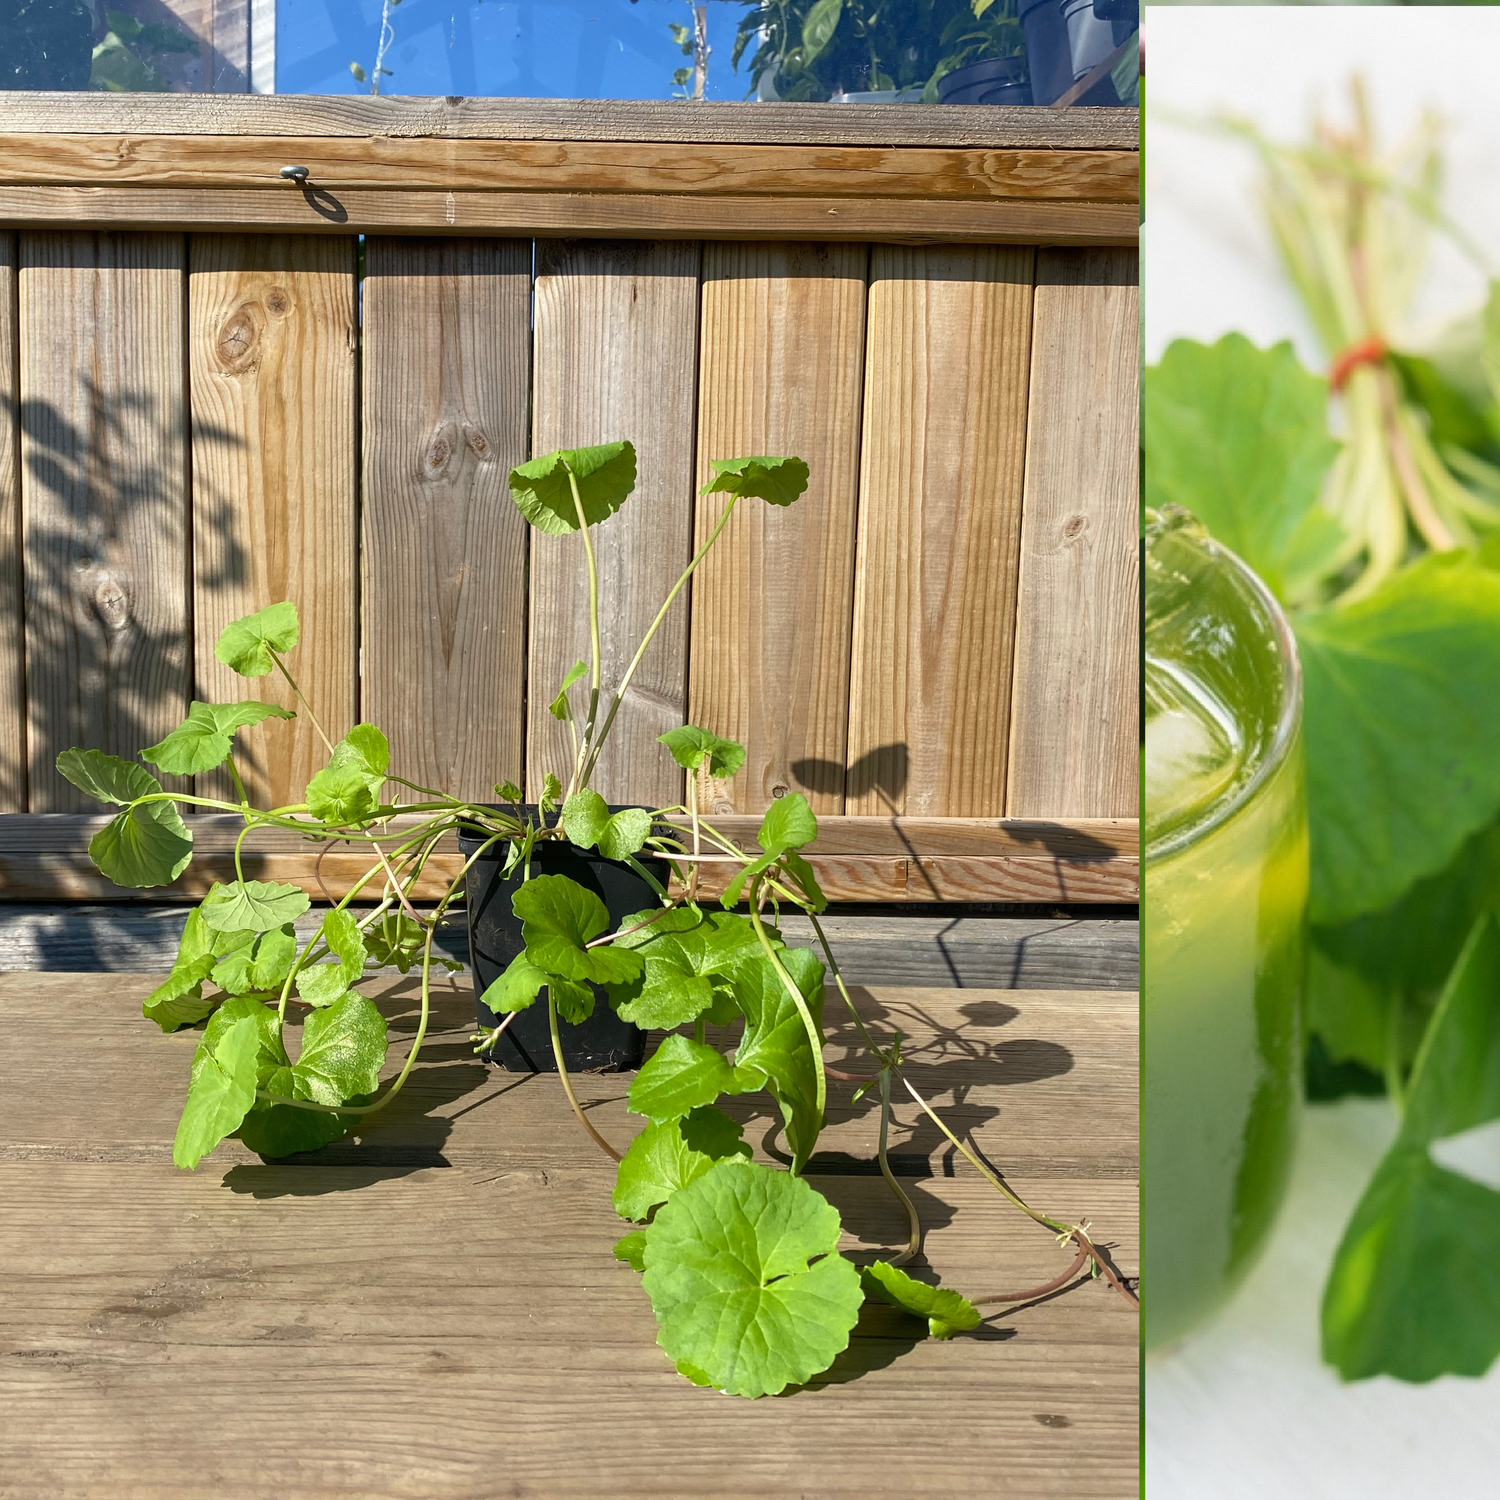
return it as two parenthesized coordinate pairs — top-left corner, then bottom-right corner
(1148, 330), (1500, 1383)
(732, 0), (1025, 106)
(722, 791), (825, 911)
(55, 749), (194, 888)
(306, 724), (391, 824)
(173, 991), (387, 1169)
(1322, 915), (1500, 1381)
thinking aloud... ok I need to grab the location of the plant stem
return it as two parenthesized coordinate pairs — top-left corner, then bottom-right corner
(226, 756), (251, 811)
(549, 994), (623, 1162)
(270, 651), (336, 755)
(565, 468), (603, 801)
(748, 882), (825, 1149)
(878, 1066), (922, 1266)
(1385, 987), (1407, 1111)
(807, 909), (891, 1065)
(971, 1244), (1091, 1307)
(580, 493), (741, 789)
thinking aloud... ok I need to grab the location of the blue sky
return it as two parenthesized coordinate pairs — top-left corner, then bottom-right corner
(277, 0), (754, 100)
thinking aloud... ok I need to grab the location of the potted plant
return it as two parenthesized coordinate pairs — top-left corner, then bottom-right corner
(59, 440), (1134, 1395)
(733, 0), (1030, 106)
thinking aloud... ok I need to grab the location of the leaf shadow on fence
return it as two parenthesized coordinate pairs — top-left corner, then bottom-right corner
(18, 379), (248, 810)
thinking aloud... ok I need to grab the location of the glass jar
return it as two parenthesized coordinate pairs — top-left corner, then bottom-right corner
(1143, 507), (1308, 1352)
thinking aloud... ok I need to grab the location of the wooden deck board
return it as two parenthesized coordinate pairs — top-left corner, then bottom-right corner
(0, 906), (1139, 992)
(0, 973), (1137, 1498)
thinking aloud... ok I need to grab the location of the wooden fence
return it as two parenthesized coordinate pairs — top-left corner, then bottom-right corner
(0, 95), (1138, 903)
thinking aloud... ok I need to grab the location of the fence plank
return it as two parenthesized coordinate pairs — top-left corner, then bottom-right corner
(18, 231), (190, 813)
(0, 188), (1138, 249)
(0, 812), (1138, 903)
(846, 245), (1035, 818)
(527, 240), (700, 806)
(690, 242), (867, 816)
(0, 135), (1139, 204)
(0, 95), (1142, 151)
(361, 238), (530, 801)
(0, 234), (20, 812)
(189, 235), (357, 807)
(1007, 249), (1139, 818)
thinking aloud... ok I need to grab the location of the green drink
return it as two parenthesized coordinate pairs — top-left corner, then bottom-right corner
(1144, 507), (1308, 1352)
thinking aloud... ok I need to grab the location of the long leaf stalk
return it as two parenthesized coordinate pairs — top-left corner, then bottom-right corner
(1219, 83), (1500, 600)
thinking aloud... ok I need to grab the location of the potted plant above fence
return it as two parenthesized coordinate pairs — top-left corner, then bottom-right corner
(58, 441), (1136, 1396)
(736, 0), (1030, 105)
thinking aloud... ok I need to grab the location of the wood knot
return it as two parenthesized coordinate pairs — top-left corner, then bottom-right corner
(77, 562), (131, 632)
(216, 303), (264, 369)
(264, 287), (291, 317)
(771, 784), (788, 798)
(1061, 513), (1089, 543)
(463, 423), (490, 458)
(425, 421), (458, 477)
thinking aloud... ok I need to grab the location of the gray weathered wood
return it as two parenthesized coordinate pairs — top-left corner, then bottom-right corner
(0, 904), (1137, 990)
(527, 240), (701, 806)
(0, 94), (1140, 150)
(0, 232), (21, 813)
(361, 238), (531, 800)
(1007, 249), (1139, 818)
(19, 231), (190, 812)
(0, 972), (1136, 1497)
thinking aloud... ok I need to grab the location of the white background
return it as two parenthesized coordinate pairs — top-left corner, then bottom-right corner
(1144, 5), (1500, 366)
(1145, 9), (1500, 1498)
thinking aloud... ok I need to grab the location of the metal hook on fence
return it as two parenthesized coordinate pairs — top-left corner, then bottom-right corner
(278, 165), (311, 184)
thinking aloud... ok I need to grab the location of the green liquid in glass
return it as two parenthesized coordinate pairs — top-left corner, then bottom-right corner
(1143, 508), (1308, 1352)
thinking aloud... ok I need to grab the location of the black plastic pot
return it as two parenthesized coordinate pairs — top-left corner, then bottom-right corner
(458, 808), (667, 1073)
(1018, 0), (1073, 106)
(936, 57), (1031, 107)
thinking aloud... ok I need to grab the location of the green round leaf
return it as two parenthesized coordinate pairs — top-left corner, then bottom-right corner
(141, 956), (218, 1033)
(211, 926), (298, 996)
(200, 879), (311, 935)
(628, 1033), (741, 1122)
(731, 946), (827, 1171)
(215, 601), (300, 678)
(508, 441), (637, 534)
(613, 1106), (751, 1222)
(305, 761), (380, 825)
(1297, 553), (1500, 923)
(56, 747), (161, 806)
(512, 873), (643, 986)
(1144, 335), (1344, 602)
(89, 801), (194, 888)
(758, 792), (818, 857)
(657, 726), (747, 778)
(861, 1260), (981, 1340)
(480, 953), (551, 1014)
(700, 455), (810, 508)
(641, 1159), (864, 1397)
(560, 790), (611, 851)
(140, 700), (294, 776)
(295, 992), (388, 1104)
(597, 807), (652, 862)
(172, 1014), (263, 1170)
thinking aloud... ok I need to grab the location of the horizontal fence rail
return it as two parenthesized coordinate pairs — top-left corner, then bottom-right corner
(0, 97), (1138, 903)
(0, 97), (1139, 246)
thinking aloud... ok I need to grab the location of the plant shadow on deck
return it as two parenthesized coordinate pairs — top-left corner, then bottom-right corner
(220, 977), (492, 1197)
